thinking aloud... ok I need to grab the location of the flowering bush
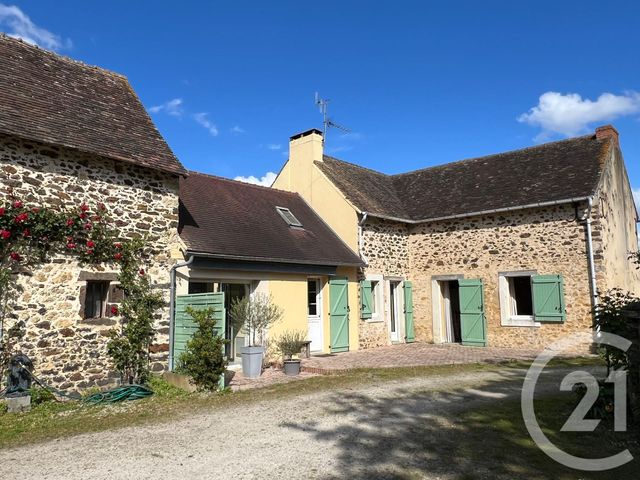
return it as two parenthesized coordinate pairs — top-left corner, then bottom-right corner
(1, 194), (162, 386)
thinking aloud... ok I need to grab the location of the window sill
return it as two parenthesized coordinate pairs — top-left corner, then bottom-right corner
(365, 317), (385, 324)
(501, 316), (540, 328)
(80, 317), (117, 326)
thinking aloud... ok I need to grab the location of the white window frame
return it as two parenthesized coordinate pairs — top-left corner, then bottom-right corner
(499, 270), (540, 327)
(365, 274), (384, 323)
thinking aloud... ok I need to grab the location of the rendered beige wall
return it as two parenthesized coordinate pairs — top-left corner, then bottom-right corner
(176, 267), (360, 355)
(591, 146), (640, 296)
(273, 132), (360, 251)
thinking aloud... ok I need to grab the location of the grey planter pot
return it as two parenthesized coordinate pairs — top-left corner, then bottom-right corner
(283, 359), (301, 376)
(241, 345), (265, 378)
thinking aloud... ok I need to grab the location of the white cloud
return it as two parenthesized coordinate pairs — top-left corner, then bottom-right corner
(0, 3), (70, 51)
(518, 91), (640, 140)
(193, 112), (219, 137)
(234, 172), (277, 187)
(149, 98), (183, 117)
(230, 125), (245, 134)
(266, 144), (281, 150)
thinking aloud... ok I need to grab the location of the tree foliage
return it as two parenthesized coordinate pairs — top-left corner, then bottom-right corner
(175, 306), (228, 391)
(593, 289), (640, 374)
(228, 293), (283, 346)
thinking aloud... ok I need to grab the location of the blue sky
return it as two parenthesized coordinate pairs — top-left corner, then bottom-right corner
(1, 1), (639, 205)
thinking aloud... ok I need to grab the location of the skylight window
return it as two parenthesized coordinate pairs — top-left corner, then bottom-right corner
(276, 206), (303, 227)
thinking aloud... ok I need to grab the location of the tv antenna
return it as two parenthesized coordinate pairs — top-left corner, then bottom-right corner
(315, 92), (350, 142)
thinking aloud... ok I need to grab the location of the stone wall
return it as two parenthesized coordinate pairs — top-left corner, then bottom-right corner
(408, 204), (594, 350)
(359, 218), (410, 348)
(0, 134), (181, 391)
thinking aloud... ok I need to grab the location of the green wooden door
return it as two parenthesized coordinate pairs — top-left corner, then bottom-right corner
(403, 281), (415, 343)
(173, 292), (226, 370)
(458, 279), (487, 347)
(329, 277), (350, 353)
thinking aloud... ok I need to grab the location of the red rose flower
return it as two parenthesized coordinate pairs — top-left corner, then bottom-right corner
(86, 249), (94, 255)
(80, 203), (89, 212)
(79, 212), (87, 220)
(66, 218), (75, 226)
(67, 242), (76, 250)
(14, 212), (28, 223)
(22, 228), (31, 237)
(86, 240), (95, 248)
(0, 207), (5, 216)
(93, 215), (102, 222)
(110, 306), (119, 316)
(12, 201), (22, 209)
(0, 229), (10, 240)
(114, 252), (123, 261)
(83, 223), (92, 230)
(114, 242), (122, 249)
(139, 268), (145, 276)
(9, 252), (21, 261)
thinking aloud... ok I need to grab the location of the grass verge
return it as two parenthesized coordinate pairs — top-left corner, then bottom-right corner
(0, 356), (605, 450)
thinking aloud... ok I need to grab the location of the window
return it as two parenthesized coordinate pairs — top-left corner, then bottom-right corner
(276, 206), (303, 227)
(499, 272), (536, 326)
(307, 279), (319, 316)
(360, 275), (384, 321)
(500, 272), (567, 325)
(370, 280), (379, 315)
(84, 281), (109, 319)
(189, 282), (215, 294)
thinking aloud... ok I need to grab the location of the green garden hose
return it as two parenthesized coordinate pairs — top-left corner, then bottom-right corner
(82, 384), (153, 405)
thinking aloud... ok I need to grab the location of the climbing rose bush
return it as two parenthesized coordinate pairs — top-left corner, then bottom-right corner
(0, 195), (161, 387)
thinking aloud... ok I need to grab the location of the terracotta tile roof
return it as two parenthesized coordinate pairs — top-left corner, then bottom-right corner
(179, 172), (364, 266)
(317, 133), (611, 222)
(0, 34), (185, 175)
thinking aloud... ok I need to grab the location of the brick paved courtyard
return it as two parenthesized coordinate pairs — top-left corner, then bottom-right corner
(301, 342), (552, 374)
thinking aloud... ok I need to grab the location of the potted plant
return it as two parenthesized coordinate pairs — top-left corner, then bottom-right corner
(229, 293), (283, 378)
(275, 330), (307, 376)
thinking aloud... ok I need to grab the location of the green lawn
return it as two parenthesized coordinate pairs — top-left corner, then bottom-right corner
(0, 354), (628, 480)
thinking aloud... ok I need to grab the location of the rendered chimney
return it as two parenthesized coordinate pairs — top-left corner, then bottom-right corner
(595, 124), (619, 143)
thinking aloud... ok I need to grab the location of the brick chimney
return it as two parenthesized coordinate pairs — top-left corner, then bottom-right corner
(595, 124), (619, 143)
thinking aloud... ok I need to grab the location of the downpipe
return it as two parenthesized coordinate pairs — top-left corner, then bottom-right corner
(168, 254), (194, 370)
(583, 197), (599, 312)
(358, 212), (369, 265)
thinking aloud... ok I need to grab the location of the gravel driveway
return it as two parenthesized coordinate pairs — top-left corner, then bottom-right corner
(0, 366), (605, 479)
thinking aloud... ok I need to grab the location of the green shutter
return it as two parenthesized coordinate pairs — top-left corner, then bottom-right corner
(360, 280), (373, 319)
(329, 278), (350, 353)
(458, 279), (487, 347)
(532, 275), (566, 322)
(403, 281), (415, 343)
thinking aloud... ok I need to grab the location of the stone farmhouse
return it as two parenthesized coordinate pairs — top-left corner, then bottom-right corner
(274, 127), (640, 351)
(0, 35), (186, 390)
(2, 33), (639, 391)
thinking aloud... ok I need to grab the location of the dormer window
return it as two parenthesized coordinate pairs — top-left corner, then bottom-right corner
(276, 206), (303, 227)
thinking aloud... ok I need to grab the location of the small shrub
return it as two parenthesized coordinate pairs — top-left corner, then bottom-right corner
(147, 375), (189, 398)
(176, 307), (228, 392)
(30, 386), (55, 405)
(274, 330), (307, 360)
